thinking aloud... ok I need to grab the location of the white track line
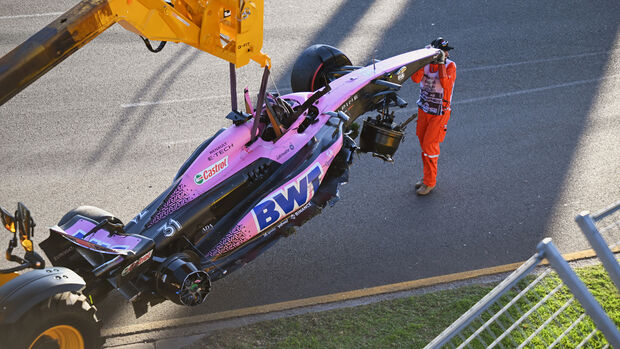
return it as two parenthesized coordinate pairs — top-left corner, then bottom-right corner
(128, 74), (617, 111)
(153, 63), (618, 146)
(459, 51), (608, 72)
(0, 12), (63, 20)
(455, 74), (620, 105)
(377, 74), (619, 114)
(121, 95), (226, 108)
(338, 0), (410, 63)
(165, 138), (209, 147)
(123, 51), (614, 109)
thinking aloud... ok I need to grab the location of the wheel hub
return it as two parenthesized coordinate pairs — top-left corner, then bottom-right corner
(30, 325), (84, 349)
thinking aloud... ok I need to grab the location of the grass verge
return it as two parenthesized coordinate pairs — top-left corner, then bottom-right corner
(191, 264), (619, 348)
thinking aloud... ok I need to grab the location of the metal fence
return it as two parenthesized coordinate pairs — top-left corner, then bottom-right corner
(425, 202), (620, 349)
(576, 201), (620, 291)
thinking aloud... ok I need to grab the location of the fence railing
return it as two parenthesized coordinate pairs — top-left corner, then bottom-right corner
(575, 200), (620, 291)
(425, 201), (620, 348)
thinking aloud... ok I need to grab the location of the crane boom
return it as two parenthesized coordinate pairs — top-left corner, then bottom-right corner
(0, 0), (270, 106)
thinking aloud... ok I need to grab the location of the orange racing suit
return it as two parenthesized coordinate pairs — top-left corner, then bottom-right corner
(411, 59), (456, 187)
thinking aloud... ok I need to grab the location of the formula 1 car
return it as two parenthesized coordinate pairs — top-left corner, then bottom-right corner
(0, 44), (441, 347)
(0, 2), (443, 348)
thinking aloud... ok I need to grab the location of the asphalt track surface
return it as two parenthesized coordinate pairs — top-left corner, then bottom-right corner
(1, 0), (619, 331)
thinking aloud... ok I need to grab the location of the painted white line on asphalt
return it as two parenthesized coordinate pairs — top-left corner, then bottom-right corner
(121, 95), (226, 108)
(130, 74), (620, 109)
(338, 0), (410, 62)
(123, 51), (613, 109)
(353, 74), (618, 113)
(455, 74), (620, 105)
(377, 74), (619, 118)
(459, 51), (608, 72)
(154, 74), (618, 146)
(0, 12), (63, 20)
(165, 138), (208, 147)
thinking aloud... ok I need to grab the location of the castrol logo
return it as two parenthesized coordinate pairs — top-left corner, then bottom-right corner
(194, 156), (229, 185)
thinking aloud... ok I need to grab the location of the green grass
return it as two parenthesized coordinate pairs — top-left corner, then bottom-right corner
(191, 264), (619, 348)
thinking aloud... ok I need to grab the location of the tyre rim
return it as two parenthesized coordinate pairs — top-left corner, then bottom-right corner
(30, 325), (84, 349)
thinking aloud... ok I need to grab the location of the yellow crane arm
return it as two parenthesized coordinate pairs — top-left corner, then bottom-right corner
(0, 0), (270, 105)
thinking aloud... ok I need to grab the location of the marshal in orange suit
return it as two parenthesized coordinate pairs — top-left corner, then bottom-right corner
(411, 37), (456, 196)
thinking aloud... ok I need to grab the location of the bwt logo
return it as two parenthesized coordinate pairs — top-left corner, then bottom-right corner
(252, 164), (322, 231)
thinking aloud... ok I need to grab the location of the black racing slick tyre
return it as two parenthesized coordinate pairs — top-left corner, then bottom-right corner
(291, 44), (352, 92)
(1, 291), (103, 349)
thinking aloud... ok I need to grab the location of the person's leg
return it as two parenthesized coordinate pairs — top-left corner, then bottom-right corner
(420, 112), (449, 188)
(421, 139), (440, 187)
(416, 109), (430, 187)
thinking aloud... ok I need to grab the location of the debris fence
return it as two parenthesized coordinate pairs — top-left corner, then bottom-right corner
(425, 201), (620, 349)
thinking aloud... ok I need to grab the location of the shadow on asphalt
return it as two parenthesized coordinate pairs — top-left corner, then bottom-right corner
(85, 46), (199, 166)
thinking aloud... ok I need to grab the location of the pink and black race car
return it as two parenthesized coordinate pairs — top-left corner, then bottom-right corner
(1, 43), (442, 347)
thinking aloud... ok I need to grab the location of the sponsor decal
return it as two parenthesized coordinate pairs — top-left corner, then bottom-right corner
(251, 164), (322, 231)
(275, 202), (312, 230)
(396, 66), (407, 81)
(277, 144), (295, 160)
(52, 245), (75, 262)
(195, 156), (229, 185)
(208, 142), (233, 161)
(121, 249), (153, 276)
(337, 94), (359, 113)
(200, 223), (214, 235)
